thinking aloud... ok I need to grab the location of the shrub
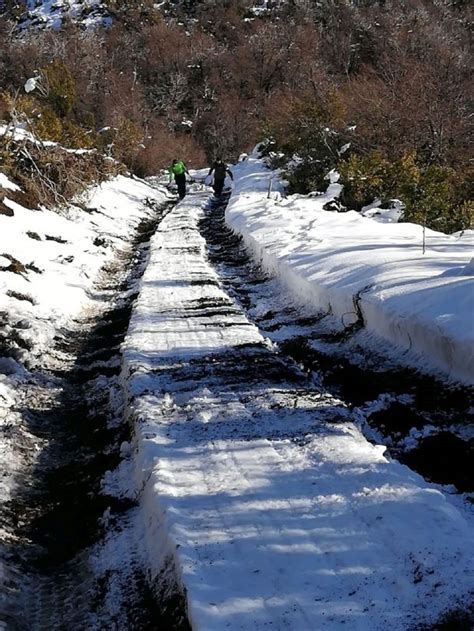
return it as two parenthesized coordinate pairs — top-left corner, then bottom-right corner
(339, 151), (392, 210)
(40, 60), (76, 118)
(2, 87), (95, 150)
(266, 97), (344, 194)
(2, 92), (39, 123)
(132, 120), (206, 177)
(388, 153), (421, 203)
(33, 106), (63, 142)
(402, 165), (473, 234)
(6, 138), (123, 210)
(340, 151), (473, 233)
(16, 103), (96, 150)
(96, 117), (143, 170)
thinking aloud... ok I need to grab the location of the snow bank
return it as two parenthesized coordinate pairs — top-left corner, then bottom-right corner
(0, 175), (166, 356)
(0, 167), (171, 627)
(0, 172), (168, 516)
(122, 193), (474, 630)
(226, 155), (474, 384)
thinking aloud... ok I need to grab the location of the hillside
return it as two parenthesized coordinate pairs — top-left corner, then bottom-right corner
(1, 0), (111, 29)
(1, 0), (471, 232)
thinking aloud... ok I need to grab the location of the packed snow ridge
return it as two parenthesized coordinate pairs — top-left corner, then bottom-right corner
(226, 154), (474, 385)
(120, 191), (473, 630)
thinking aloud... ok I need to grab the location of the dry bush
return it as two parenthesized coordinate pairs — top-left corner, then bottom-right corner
(0, 92), (10, 120)
(6, 139), (123, 210)
(133, 121), (206, 177)
(97, 117), (143, 166)
(194, 93), (260, 161)
(39, 60), (76, 118)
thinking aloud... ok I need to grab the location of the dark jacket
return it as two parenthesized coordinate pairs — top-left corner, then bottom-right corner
(208, 161), (233, 181)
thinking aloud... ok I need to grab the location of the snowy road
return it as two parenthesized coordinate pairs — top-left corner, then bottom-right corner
(120, 191), (474, 630)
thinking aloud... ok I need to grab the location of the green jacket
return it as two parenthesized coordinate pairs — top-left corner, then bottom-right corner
(169, 160), (187, 178)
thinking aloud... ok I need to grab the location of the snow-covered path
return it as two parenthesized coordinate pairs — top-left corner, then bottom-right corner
(122, 192), (474, 630)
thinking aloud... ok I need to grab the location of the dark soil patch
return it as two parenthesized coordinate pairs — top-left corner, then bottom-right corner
(400, 432), (473, 492)
(279, 337), (416, 406)
(6, 289), (34, 303)
(4, 200), (189, 628)
(1, 253), (27, 274)
(26, 230), (41, 241)
(415, 608), (474, 630)
(45, 234), (68, 244)
(199, 199), (474, 501)
(0, 200), (14, 216)
(366, 402), (427, 435)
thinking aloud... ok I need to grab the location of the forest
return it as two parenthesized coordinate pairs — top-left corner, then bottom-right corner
(0, 0), (472, 231)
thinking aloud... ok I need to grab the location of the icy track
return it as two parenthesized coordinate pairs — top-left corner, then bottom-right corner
(122, 192), (474, 630)
(225, 156), (474, 385)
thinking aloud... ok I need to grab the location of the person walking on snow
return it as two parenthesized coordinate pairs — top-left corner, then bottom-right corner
(207, 158), (233, 197)
(169, 159), (190, 200)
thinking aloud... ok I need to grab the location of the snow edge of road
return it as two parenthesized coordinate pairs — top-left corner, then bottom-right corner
(225, 156), (474, 386)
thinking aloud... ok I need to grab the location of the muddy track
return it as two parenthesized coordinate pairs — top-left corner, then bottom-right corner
(199, 198), (473, 497)
(2, 200), (189, 630)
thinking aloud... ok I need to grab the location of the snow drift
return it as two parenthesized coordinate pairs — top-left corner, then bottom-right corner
(226, 155), (474, 385)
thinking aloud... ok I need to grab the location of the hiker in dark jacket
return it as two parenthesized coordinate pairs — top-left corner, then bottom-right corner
(168, 159), (190, 199)
(208, 158), (233, 197)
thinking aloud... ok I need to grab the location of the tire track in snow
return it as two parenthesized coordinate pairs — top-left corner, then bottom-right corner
(200, 198), (473, 496)
(1, 199), (183, 630)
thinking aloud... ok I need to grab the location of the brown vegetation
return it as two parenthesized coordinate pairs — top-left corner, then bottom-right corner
(0, 0), (472, 229)
(0, 133), (123, 210)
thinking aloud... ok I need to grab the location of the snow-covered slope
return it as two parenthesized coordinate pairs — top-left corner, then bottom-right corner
(3, 0), (111, 30)
(226, 155), (474, 385)
(120, 191), (474, 630)
(0, 174), (165, 362)
(2, 0), (288, 30)
(0, 171), (168, 553)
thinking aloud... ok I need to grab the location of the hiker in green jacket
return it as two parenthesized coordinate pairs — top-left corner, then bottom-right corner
(168, 159), (190, 199)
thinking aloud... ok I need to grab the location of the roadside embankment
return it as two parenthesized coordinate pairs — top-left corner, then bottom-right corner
(226, 155), (474, 385)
